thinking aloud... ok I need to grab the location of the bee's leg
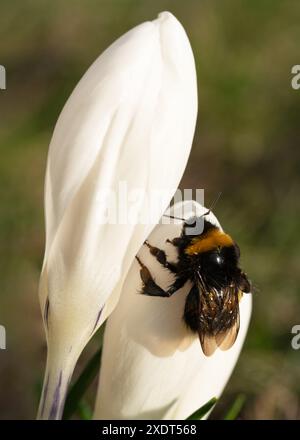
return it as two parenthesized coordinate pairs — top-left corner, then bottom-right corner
(166, 237), (183, 247)
(144, 240), (178, 273)
(136, 257), (186, 297)
(136, 256), (169, 297)
(166, 275), (188, 296)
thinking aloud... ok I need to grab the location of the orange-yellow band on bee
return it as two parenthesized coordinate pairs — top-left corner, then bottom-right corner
(185, 229), (234, 255)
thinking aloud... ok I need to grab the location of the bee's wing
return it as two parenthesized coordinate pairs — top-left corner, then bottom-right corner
(196, 280), (219, 356)
(198, 283), (241, 356)
(185, 281), (218, 357)
(216, 309), (240, 351)
(199, 332), (218, 357)
(215, 286), (240, 351)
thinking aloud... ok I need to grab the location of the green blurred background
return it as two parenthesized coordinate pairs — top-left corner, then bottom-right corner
(0, 0), (300, 419)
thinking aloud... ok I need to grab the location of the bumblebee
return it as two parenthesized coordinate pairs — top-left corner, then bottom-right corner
(136, 216), (251, 356)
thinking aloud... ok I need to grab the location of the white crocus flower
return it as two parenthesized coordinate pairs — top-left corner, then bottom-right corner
(94, 201), (252, 420)
(37, 12), (197, 419)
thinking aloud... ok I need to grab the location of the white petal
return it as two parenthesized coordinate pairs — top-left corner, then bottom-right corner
(94, 201), (252, 420)
(38, 12), (197, 419)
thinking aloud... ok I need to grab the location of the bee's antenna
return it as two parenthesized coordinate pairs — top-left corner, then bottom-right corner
(162, 214), (185, 221)
(201, 191), (222, 217)
(163, 192), (222, 222)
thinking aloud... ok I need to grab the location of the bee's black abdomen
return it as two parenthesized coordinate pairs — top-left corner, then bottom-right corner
(184, 280), (241, 356)
(183, 284), (200, 332)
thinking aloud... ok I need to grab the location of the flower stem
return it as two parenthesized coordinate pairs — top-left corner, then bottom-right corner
(37, 346), (78, 420)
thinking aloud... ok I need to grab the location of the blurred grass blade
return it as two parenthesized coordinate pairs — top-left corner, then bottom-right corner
(63, 348), (102, 419)
(224, 394), (246, 420)
(186, 397), (217, 420)
(77, 400), (93, 420)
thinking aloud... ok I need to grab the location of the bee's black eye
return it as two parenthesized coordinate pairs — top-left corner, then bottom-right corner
(207, 251), (225, 266)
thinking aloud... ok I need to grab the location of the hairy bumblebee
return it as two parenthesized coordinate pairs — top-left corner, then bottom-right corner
(136, 215), (251, 356)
